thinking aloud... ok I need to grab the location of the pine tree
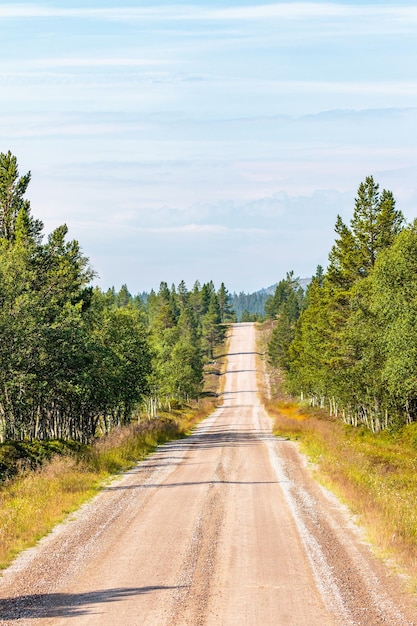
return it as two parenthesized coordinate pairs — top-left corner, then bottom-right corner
(328, 177), (404, 289)
(217, 282), (235, 322)
(0, 151), (43, 243)
(267, 274), (304, 372)
(286, 177), (406, 427)
(202, 294), (223, 359)
(116, 284), (132, 308)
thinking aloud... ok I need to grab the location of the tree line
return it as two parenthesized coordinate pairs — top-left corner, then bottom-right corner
(267, 176), (417, 431)
(230, 290), (269, 321)
(0, 152), (234, 443)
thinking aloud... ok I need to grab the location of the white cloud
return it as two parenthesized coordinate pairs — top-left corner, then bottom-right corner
(284, 81), (417, 96)
(137, 224), (269, 235)
(0, 5), (162, 19)
(1, 3), (417, 26)
(206, 3), (393, 20)
(27, 58), (172, 68)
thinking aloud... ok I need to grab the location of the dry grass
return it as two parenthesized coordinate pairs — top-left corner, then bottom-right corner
(0, 456), (100, 568)
(0, 418), (190, 569)
(0, 339), (228, 570)
(256, 325), (417, 584)
(262, 387), (417, 583)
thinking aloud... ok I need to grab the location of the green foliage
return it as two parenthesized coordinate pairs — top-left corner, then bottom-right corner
(286, 272), (332, 399)
(89, 300), (152, 428)
(0, 151), (43, 243)
(217, 282), (235, 322)
(275, 176), (416, 431)
(0, 152), (232, 443)
(230, 290), (267, 321)
(146, 281), (229, 410)
(0, 440), (84, 481)
(267, 272), (305, 371)
(202, 293), (225, 359)
(328, 176), (404, 289)
(265, 271), (304, 319)
(368, 225), (417, 421)
(240, 310), (260, 322)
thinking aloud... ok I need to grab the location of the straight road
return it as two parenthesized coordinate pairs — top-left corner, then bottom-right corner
(0, 323), (415, 625)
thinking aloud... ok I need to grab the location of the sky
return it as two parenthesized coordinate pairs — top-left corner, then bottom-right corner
(1, 1), (417, 294)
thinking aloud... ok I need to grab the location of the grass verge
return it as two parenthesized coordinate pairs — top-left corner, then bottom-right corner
(0, 418), (184, 569)
(0, 343), (228, 570)
(256, 324), (417, 587)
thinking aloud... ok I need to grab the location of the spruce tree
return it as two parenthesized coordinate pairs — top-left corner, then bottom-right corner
(0, 151), (43, 243)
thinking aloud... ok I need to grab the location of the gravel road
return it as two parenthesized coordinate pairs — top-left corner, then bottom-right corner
(1, 323), (416, 625)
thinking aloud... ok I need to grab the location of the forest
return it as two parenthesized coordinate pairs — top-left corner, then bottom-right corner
(0, 152), (234, 444)
(267, 175), (417, 432)
(230, 289), (270, 321)
(3, 149), (416, 442)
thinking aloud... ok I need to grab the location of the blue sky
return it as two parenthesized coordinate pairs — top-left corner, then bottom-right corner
(1, 2), (417, 293)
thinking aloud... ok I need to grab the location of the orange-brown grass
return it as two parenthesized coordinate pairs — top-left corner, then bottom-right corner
(267, 399), (308, 435)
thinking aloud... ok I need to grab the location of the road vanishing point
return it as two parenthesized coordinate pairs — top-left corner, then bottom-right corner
(0, 323), (416, 625)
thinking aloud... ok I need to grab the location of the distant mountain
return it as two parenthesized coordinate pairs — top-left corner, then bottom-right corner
(297, 277), (312, 291)
(254, 277), (311, 296)
(254, 284), (277, 296)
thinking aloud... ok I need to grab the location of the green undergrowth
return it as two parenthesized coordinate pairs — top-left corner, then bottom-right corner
(266, 396), (417, 586)
(0, 439), (84, 482)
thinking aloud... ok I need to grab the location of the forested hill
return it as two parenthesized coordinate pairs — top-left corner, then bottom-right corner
(231, 278), (311, 321)
(0, 151), (235, 445)
(231, 289), (271, 321)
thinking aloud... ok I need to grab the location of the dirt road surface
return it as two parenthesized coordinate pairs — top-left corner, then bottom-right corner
(1, 323), (416, 625)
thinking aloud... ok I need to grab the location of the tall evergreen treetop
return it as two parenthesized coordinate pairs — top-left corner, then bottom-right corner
(352, 176), (403, 273)
(177, 280), (189, 310)
(264, 271), (303, 320)
(327, 215), (359, 290)
(116, 284), (132, 308)
(0, 151), (43, 243)
(328, 176), (404, 289)
(217, 282), (235, 322)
